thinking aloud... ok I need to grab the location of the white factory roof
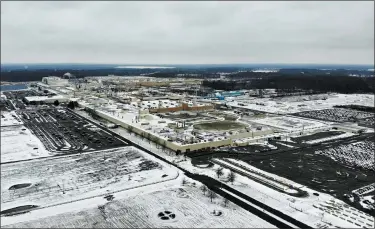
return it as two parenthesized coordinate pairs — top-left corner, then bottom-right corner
(36, 82), (50, 88)
(25, 95), (66, 102)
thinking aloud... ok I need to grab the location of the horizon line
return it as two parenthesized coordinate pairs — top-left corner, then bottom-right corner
(1, 62), (374, 67)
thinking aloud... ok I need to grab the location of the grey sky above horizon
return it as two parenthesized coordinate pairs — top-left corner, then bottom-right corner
(1, 1), (374, 65)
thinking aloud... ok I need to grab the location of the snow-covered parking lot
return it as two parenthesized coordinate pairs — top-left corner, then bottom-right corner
(293, 108), (374, 124)
(315, 140), (375, 171)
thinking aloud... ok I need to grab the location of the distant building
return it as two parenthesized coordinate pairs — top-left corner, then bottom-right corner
(62, 72), (76, 79)
(41, 76), (69, 87)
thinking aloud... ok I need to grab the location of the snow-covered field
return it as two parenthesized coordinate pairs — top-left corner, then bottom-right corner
(2, 110), (277, 228)
(315, 141), (375, 171)
(1, 146), (178, 215)
(1, 125), (51, 163)
(2, 175), (275, 228)
(227, 93), (374, 114)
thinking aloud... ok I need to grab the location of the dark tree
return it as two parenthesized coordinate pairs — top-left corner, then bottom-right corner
(223, 197), (230, 207)
(202, 74), (374, 94)
(182, 178), (187, 186)
(207, 189), (217, 202)
(161, 141), (167, 152)
(227, 170), (236, 184)
(127, 125), (133, 135)
(67, 101), (75, 109)
(53, 100), (60, 106)
(216, 167), (224, 178)
(147, 133), (152, 144)
(200, 185), (208, 195)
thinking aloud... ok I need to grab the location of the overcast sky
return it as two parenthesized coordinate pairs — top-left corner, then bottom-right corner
(1, 1), (374, 65)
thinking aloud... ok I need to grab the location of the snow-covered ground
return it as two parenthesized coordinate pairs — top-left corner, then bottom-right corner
(1, 146), (178, 214)
(177, 158), (374, 229)
(227, 93), (374, 114)
(1, 111), (23, 127)
(1, 124), (51, 163)
(2, 171), (275, 228)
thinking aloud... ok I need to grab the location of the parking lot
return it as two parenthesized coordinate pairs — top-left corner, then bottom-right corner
(188, 132), (375, 215)
(16, 108), (127, 154)
(241, 137), (375, 214)
(2, 89), (56, 110)
(358, 116), (375, 128)
(0, 99), (16, 111)
(293, 108), (374, 125)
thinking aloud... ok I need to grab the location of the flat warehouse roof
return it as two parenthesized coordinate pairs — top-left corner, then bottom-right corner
(25, 95), (66, 101)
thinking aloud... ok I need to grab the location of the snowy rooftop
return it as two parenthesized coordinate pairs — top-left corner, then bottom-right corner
(24, 95), (66, 101)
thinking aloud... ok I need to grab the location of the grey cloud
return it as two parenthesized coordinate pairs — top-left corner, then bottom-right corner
(1, 1), (373, 65)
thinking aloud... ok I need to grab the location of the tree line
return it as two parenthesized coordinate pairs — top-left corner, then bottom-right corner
(203, 75), (374, 94)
